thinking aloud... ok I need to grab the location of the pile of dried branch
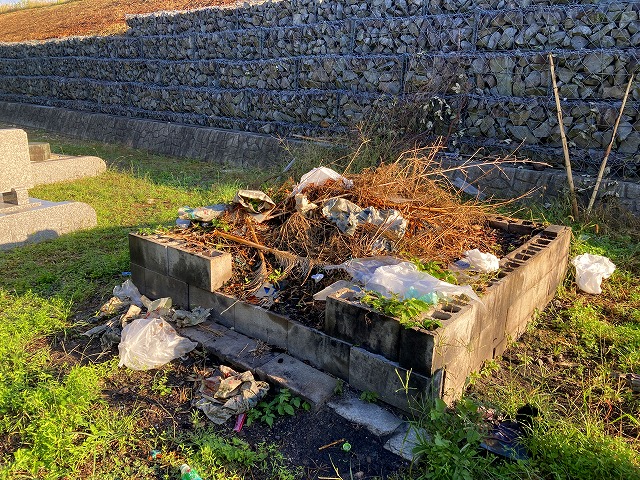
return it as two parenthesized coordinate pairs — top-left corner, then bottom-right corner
(171, 142), (505, 298)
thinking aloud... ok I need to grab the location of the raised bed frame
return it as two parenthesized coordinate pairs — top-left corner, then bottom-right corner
(129, 217), (571, 409)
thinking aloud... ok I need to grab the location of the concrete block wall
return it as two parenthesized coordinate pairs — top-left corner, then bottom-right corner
(0, 0), (638, 175)
(128, 219), (570, 405)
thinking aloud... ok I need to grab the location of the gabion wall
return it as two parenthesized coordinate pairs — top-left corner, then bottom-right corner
(0, 0), (638, 176)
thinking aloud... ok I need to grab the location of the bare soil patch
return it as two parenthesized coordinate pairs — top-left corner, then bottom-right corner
(0, 0), (235, 43)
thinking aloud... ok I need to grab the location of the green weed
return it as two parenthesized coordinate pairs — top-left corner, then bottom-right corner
(247, 389), (310, 427)
(361, 291), (442, 330)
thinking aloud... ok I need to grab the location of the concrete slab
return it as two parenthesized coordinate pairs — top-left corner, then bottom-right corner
(30, 155), (106, 186)
(180, 320), (278, 371)
(0, 128), (33, 193)
(384, 424), (429, 461)
(328, 394), (404, 437)
(256, 353), (338, 408)
(0, 198), (96, 250)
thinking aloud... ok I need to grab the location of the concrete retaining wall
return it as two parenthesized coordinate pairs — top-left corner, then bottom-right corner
(0, 0), (638, 176)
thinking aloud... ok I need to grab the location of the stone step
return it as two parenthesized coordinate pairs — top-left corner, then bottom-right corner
(182, 319), (426, 461)
(180, 320), (338, 409)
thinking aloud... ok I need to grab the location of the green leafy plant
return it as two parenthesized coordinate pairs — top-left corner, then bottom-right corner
(359, 390), (379, 403)
(413, 259), (458, 285)
(361, 291), (442, 330)
(246, 389), (310, 427)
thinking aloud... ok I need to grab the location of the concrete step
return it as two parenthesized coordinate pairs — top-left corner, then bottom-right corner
(180, 320), (338, 409)
(181, 320), (428, 461)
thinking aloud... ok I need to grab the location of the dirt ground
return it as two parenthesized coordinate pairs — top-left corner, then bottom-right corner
(60, 299), (409, 480)
(0, 0), (236, 42)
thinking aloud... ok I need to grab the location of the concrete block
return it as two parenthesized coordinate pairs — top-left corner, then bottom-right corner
(129, 233), (168, 275)
(287, 322), (351, 380)
(234, 301), (290, 349)
(180, 320), (278, 371)
(30, 155), (106, 186)
(384, 424), (429, 461)
(325, 295), (401, 360)
(28, 142), (51, 162)
(0, 128), (33, 193)
(129, 262), (147, 295)
(189, 286), (235, 328)
(256, 353), (338, 408)
(329, 394), (403, 437)
(167, 243), (232, 292)
(143, 267), (188, 308)
(348, 347), (437, 412)
(0, 199), (96, 251)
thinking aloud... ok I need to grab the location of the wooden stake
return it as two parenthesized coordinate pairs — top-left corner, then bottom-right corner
(549, 53), (579, 219)
(586, 73), (635, 215)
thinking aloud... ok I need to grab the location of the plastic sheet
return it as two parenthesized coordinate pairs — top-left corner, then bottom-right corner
(118, 317), (197, 370)
(290, 167), (353, 196)
(328, 257), (479, 302)
(572, 253), (616, 294)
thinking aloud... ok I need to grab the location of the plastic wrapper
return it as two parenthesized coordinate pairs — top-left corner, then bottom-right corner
(290, 167), (353, 196)
(463, 249), (500, 273)
(572, 253), (616, 294)
(178, 204), (226, 222)
(113, 279), (143, 307)
(118, 317), (197, 370)
(232, 190), (275, 222)
(321, 197), (406, 237)
(193, 365), (269, 424)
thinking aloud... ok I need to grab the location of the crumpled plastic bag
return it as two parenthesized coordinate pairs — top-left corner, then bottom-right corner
(572, 253), (616, 294)
(118, 317), (197, 370)
(367, 262), (480, 302)
(178, 204), (226, 222)
(113, 279), (144, 307)
(294, 194), (318, 215)
(232, 190), (275, 222)
(463, 249), (500, 273)
(328, 257), (479, 302)
(290, 167), (353, 196)
(193, 365), (269, 424)
(170, 306), (211, 328)
(321, 197), (407, 237)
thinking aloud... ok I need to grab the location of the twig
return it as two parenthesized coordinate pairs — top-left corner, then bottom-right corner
(549, 53), (579, 219)
(586, 73), (635, 215)
(318, 438), (346, 451)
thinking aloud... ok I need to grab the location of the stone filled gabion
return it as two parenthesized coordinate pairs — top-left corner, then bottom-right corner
(0, 0), (638, 176)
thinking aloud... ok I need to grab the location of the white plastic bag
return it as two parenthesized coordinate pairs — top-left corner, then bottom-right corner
(113, 279), (143, 307)
(290, 167), (353, 196)
(572, 253), (616, 294)
(463, 249), (500, 273)
(367, 262), (480, 302)
(118, 317), (197, 370)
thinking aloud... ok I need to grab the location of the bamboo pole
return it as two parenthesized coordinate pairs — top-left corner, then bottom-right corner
(586, 73), (635, 215)
(549, 53), (579, 219)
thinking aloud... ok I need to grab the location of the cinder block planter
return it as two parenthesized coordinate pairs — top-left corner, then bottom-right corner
(128, 219), (570, 408)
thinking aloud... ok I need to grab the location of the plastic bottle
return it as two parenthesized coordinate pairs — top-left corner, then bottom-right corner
(180, 464), (203, 480)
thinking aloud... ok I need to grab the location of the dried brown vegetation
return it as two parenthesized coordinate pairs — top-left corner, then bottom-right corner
(0, 0), (235, 42)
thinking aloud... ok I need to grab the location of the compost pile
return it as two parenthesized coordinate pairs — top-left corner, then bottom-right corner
(168, 147), (515, 324)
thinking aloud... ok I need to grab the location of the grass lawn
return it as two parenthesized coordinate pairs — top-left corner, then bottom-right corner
(0, 128), (638, 479)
